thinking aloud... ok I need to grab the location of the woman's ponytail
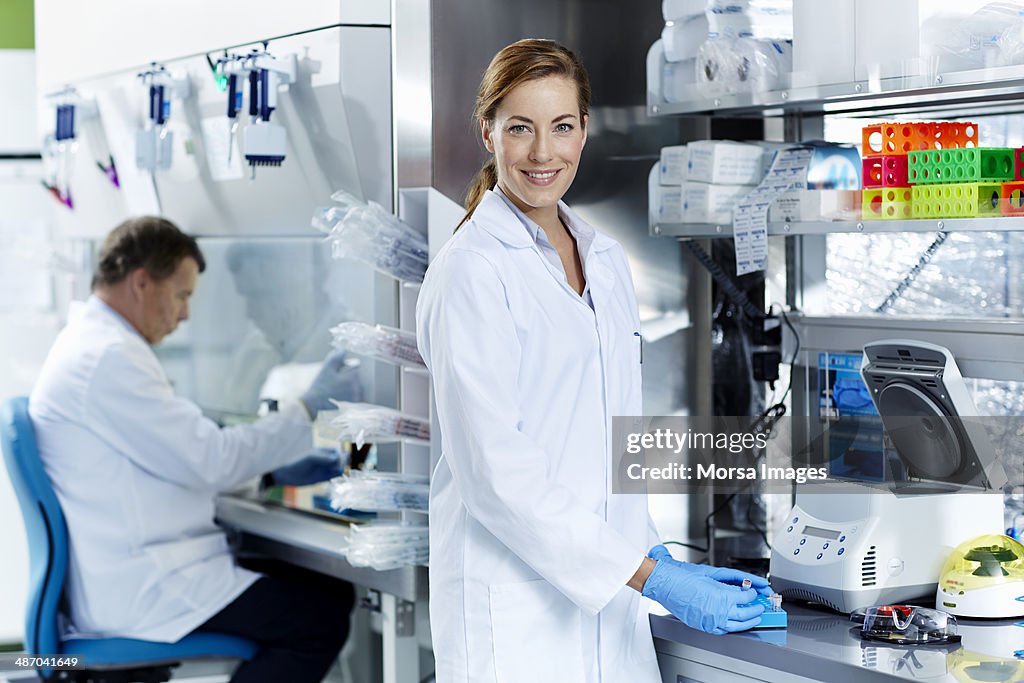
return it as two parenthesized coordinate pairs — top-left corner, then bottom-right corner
(455, 158), (498, 231)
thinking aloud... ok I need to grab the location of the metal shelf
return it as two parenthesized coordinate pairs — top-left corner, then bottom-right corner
(652, 215), (1024, 239)
(650, 63), (1024, 118)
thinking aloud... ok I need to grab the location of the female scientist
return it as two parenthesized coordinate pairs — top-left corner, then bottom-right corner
(416, 39), (770, 682)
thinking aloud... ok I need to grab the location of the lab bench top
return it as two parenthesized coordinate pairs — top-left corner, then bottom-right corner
(215, 494), (428, 602)
(652, 603), (1024, 683)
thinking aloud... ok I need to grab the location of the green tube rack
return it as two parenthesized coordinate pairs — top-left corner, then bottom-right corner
(910, 183), (1003, 218)
(908, 148), (1015, 184)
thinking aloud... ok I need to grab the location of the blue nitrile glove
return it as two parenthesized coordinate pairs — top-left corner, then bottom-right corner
(300, 351), (363, 417)
(648, 545), (774, 597)
(268, 447), (346, 487)
(642, 556), (764, 634)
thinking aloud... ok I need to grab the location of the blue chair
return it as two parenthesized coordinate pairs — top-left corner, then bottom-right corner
(1, 396), (258, 682)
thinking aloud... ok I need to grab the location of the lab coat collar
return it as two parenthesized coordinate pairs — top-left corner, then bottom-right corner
(86, 295), (147, 343)
(473, 189), (617, 254)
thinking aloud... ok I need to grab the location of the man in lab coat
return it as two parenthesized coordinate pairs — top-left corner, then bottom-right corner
(30, 216), (354, 683)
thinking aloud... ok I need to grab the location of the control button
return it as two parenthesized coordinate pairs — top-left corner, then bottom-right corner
(787, 526), (794, 533)
(823, 542), (830, 550)
(839, 535), (846, 543)
(793, 517), (799, 524)
(838, 548), (845, 556)
(799, 538), (806, 545)
(817, 553), (823, 560)
(794, 548), (801, 556)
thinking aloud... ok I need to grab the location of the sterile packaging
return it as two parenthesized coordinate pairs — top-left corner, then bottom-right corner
(683, 181), (755, 224)
(648, 40), (700, 104)
(855, 0), (920, 80)
(768, 190), (861, 222)
(707, 0), (794, 41)
(313, 189), (429, 283)
(662, 15), (711, 62)
(330, 470), (429, 513)
(649, 164), (684, 225)
(326, 401), (430, 447)
(696, 37), (792, 96)
(686, 140), (767, 185)
(660, 145), (690, 185)
(792, 0), (855, 86)
(330, 321), (425, 369)
(345, 521), (429, 571)
(663, 0), (708, 22)
(922, 3), (1024, 72)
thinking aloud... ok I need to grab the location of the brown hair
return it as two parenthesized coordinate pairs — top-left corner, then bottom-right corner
(93, 216), (206, 289)
(456, 39), (592, 230)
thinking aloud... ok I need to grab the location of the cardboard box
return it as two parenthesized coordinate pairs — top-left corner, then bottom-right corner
(683, 181), (755, 224)
(686, 140), (767, 185)
(769, 190), (861, 222)
(659, 145), (689, 186)
(649, 163), (684, 225)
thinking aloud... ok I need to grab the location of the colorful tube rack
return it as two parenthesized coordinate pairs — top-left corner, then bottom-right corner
(910, 183), (1003, 219)
(862, 121), (979, 156)
(908, 148), (1015, 185)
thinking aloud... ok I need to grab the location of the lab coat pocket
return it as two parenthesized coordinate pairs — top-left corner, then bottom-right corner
(489, 579), (586, 683)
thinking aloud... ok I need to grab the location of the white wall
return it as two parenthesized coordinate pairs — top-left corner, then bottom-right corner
(0, 48), (53, 644)
(34, 0), (390, 90)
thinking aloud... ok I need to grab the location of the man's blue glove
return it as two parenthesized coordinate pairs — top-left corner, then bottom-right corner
(642, 555), (764, 634)
(267, 447), (346, 487)
(300, 351), (363, 417)
(648, 545), (773, 597)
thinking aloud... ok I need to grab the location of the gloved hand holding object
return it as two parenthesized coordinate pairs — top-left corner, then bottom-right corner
(643, 546), (764, 634)
(301, 351), (362, 417)
(266, 447), (347, 487)
(648, 545), (773, 596)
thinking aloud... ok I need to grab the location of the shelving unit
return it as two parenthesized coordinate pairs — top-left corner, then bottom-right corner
(649, 55), (1024, 566)
(653, 215), (1024, 239)
(651, 63), (1024, 118)
(651, 64), (1024, 242)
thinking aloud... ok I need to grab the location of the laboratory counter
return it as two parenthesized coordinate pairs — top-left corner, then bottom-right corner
(214, 494), (428, 602)
(653, 602), (1024, 682)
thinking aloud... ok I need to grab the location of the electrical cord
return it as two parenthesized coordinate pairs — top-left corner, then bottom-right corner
(666, 245), (805, 559)
(873, 231), (949, 314)
(683, 240), (765, 321)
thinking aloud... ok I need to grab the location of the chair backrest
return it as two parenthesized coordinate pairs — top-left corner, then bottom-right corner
(0, 396), (67, 657)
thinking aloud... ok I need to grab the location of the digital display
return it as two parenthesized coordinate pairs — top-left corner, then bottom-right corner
(802, 525), (840, 540)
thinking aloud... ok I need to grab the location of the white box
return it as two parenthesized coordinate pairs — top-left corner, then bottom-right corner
(855, 0), (920, 80)
(793, 0), (856, 86)
(683, 181), (755, 224)
(649, 164), (684, 225)
(686, 140), (767, 185)
(659, 145), (689, 186)
(768, 190), (861, 223)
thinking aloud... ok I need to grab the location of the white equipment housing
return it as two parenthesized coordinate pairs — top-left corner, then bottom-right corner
(770, 340), (1006, 613)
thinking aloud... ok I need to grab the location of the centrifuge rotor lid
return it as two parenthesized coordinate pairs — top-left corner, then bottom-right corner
(876, 382), (963, 480)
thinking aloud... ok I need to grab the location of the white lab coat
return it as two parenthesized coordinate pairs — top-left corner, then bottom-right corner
(416, 190), (662, 683)
(29, 297), (314, 642)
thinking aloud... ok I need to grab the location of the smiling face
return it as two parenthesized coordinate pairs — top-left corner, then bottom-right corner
(482, 76), (588, 220)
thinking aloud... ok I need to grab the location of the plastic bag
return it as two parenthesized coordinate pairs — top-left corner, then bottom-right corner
(330, 470), (429, 513)
(697, 37), (792, 96)
(313, 190), (428, 283)
(330, 321), (425, 369)
(326, 401), (431, 447)
(346, 521), (429, 570)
